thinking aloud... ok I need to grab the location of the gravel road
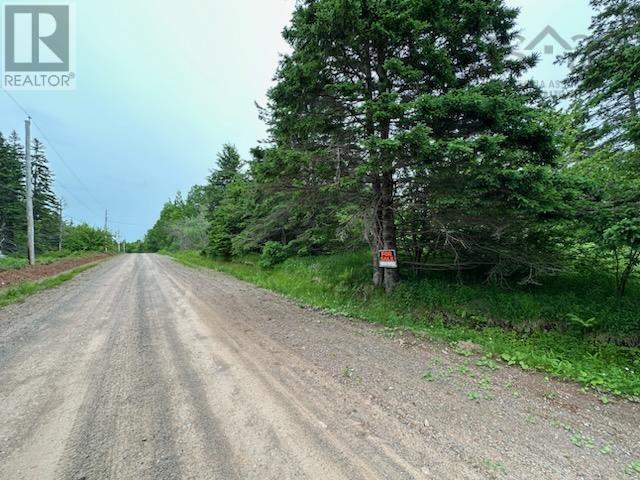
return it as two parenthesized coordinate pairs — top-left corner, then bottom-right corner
(0, 254), (638, 479)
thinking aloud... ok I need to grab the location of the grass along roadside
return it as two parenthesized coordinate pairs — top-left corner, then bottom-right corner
(0, 251), (100, 272)
(167, 250), (640, 398)
(0, 262), (100, 308)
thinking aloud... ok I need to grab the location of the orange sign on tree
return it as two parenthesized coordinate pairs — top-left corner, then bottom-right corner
(378, 249), (398, 269)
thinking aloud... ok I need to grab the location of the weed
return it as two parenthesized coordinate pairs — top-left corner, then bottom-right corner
(377, 327), (401, 338)
(599, 445), (612, 455)
(342, 367), (355, 378)
(570, 433), (596, 449)
(476, 357), (499, 370)
(544, 391), (559, 400)
(466, 391), (480, 401)
(479, 377), (493, 391)
(599, 396), (610, 405)
(482, 459), (506, 475)
(629, 462), (640, 473)
(422, 371), (435, 382)
(566, 313), (598, 330)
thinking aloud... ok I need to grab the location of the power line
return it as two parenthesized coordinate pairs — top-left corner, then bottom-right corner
(2, 90), (144, 232)
(1, 89), (105, 212)
(31, 116), (106, 210)
(55, 179), (100, 217)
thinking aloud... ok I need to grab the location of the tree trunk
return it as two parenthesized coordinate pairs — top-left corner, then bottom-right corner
(618, 249), (640, 297)
(630, 90), (639, 151)
(381, 169), (400, 293)
(371, 176), (384, 287)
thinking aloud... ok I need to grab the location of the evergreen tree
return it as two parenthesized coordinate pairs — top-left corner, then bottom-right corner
(207, 177), (252, 258)
(0, 133), (25, 254)
(205, 145), (250, 257)
(31, 139), (60, 252)
(561, 0), (640, 295)
(562, 0), (640, 154)
(205, 144), (243, 212)
(267, 0), (558, 290)
(32, 139), (58, 219)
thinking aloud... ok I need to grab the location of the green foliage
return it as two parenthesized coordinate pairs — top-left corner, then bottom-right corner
(0, 132), (25, 255)
(205, 143), (243, 212)
(146, 0), (638, 297)
(561, 0), (640, 152)
(0, 251), (103, 272)
(64, 223), (113, 252)
(0, 132), (71, 256)
(0, 262), (98, 308)
(264, 0), (565, 288)
(31, 139), (61, 252)
(0, 256), (28, 271)
(259, 241), (290, 269)
(144, 188), (209, 252)
(207, 175), (253, 258)
(558, 0), (640, 296)
(168, 250), (640, 397)
(143, 0), (640, 398)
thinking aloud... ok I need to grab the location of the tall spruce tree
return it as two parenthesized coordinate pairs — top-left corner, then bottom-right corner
(0, 133), (25, 254)
(267, 0), (557, 291)
(205, 144), (248, 257)
(31, 139), (60, 252)
(562, 0), (640, 154)
(32, 139), (58, 220)
(561, 0), (640, 295)
(205, 144), (243, 213)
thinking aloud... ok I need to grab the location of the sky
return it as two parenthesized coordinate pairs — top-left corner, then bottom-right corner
(0, 0), (594, 241)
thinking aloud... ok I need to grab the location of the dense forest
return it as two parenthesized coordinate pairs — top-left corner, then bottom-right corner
(146, 0), (639, 293)
(0, 131), (115, 256)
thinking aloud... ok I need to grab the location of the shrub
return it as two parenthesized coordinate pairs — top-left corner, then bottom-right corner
(259, 241), (289, 268)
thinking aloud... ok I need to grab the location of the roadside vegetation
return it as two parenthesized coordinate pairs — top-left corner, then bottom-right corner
(0, 262), (99, 308)
(0, 247), (104, 272)
(141, 0), (639, 395)
(1, 131), (117, 264)
(169, 250), (639, 397)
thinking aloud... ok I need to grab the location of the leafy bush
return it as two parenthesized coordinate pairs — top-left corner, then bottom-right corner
(259, 241), (289, 268)
(64, 223), (111, 252)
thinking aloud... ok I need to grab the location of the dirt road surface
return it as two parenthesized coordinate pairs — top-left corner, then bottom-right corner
(0, 254), (638, 479)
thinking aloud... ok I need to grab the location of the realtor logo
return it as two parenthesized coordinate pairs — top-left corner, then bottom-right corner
(2, 3), (76, 90)
(511, 25), (587, 61)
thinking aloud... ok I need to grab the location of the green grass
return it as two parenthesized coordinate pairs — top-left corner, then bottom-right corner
(0, 250), (98, 272)
(167, 250), (640, 397)
(0, 263), (98, 308)
(0, 256), (29, 271)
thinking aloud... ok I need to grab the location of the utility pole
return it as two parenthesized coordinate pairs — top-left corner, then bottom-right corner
(104, 209), (109, 253)
(25, 117), (35, 266)
(58, 199), (65, 252)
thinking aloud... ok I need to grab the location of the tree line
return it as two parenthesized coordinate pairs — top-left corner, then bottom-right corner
(0, 131), (115, 256)
(145, 0), (639, 296)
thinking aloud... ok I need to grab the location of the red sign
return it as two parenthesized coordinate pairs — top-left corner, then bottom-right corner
(378, 249), (398, 269)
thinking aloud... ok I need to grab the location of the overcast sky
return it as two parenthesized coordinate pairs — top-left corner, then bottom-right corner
(0, 0), (594, 241)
